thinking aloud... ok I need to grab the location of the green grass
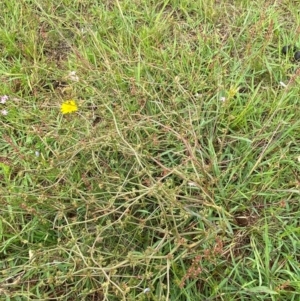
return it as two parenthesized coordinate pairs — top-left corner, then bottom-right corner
(1, 0), (300, 300)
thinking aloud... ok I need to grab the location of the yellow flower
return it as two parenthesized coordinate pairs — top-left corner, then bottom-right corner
(60, 100), (78, 114)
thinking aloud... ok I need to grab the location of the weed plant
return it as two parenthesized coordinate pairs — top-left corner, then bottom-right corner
(0, 0), (300, 300)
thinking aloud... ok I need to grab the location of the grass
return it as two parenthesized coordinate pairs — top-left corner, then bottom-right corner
(1, 0), (300, 300)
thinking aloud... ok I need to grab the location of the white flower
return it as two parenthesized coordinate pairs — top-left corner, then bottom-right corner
(143, 288), (150, 294)
(220, 96), (226, 102)
(1, 109), (8, 115)
(0, 95), (8, 104)
(68, 71), (79, 82)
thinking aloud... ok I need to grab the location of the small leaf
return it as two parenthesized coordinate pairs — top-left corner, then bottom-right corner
(0, 162), (11, 181)
(246, 286), (278, 295)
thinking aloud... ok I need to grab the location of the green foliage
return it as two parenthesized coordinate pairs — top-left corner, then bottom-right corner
(0, 0), (300, 300)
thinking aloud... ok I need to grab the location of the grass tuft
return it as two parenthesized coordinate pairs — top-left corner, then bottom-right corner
(1, 0), (300, 300)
